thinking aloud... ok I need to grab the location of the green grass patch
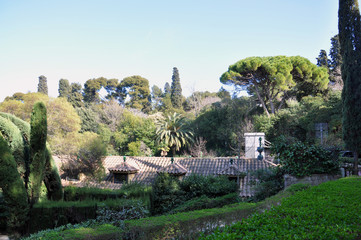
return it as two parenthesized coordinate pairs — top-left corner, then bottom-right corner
(200, 177), (361, 239)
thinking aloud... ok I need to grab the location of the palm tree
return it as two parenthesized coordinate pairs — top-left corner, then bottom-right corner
(156, 113), (193, 156)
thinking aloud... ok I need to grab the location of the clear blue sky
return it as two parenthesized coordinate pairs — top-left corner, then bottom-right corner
(0, 0), (339, 101)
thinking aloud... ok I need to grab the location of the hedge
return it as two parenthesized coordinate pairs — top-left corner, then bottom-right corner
(0, 115), (26, 177)
(0, 136), (29, 231)
(28, 198), (144, 234)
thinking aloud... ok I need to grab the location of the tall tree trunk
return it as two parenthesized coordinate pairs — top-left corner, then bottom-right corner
(353, 150), (359, 175)
(172, 146), (176, 157)
(254, 84), (270, 117)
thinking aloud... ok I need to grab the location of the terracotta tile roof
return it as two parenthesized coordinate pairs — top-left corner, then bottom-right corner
(54, 156), (271, 197)
(217, 164), (243, 177)
(157, 159), (188, 175)
(108, 161), (139, 174)
(102, 156), (271, 197)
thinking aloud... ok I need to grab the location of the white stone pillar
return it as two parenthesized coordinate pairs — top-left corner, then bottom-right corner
(244, 132), (265, 159)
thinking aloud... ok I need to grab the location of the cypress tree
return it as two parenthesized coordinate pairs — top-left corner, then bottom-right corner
(170, 67), (183, 109)
(28, 102), (48, 205)
(37, 75), (48, 95)
(58, 79), (70, 98)
(164, 82), (171, 95)
(339, 0), (361, 174)
(316, 49), (330, 68)
(329, 34), (343, 70)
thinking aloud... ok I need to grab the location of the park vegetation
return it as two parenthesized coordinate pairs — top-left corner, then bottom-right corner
(3, 1), (361, 237)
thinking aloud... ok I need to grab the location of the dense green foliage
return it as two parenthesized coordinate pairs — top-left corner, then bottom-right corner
(271, 136), (340, 177)
(150, 173), (238, 215)
(0, 115), (26, 177)
(118, 75), (151, 112)
(169, 193), (240, 214)
(254, 92), (342, 144)
(0, 136), (29, 231)
(193, 97), (257, 156)
(63, 183), (151, 203)
(200, 177), (361, 240)
(339, 0), (361, 174)
(221, 56), (329, 116)
(251, 167), (285, 201)
(27, 198), (147, 234)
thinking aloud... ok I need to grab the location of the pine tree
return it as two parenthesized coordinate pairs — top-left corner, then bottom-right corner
(339, 0), (361, 174)
(37, 75), (48, 95)
(170, 67), (183, 109)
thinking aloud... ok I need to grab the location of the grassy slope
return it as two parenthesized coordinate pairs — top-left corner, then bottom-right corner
(200, 176), (361, 240)
(23, 177), (361, 240)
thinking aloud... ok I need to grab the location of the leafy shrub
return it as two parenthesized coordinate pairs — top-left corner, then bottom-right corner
(29, 198), (147, 234)
(63, 186), (125, 201)
(170, 193), (240, 214)
(150, 173), (185, 215)
(251, 167), (285, 201)
(150, 173), (238, 215)
(271, 135), (340, 177)
(0, 135), (29, 231)
(180, 174), (238, 199)
(63, 183), (151, 203)
(77, 137), (107, 180)
(96, 201), (149, 227)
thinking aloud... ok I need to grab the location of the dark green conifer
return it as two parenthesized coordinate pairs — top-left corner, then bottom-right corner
(170, 67), (183, 109)
(339, 0), (361, 174)
(28, 102), (47, 205)
(329, 34), (342, 70)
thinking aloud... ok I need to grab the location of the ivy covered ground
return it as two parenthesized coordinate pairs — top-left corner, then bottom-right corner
(200, 177), (361, 240)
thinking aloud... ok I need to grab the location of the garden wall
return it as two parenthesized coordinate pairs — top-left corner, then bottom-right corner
(284, 174), (341, 189)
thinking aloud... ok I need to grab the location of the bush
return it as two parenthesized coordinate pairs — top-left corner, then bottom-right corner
(271, 135), (340, 177)
(150, 173), (185, 215)
(63, 183), (151, 203)
(96, 201), (149, 227)
(77, 137), (107, 180)
(180, 174), (238, 199)
(251, 167), (285, 202)
(150, 173), (238, 215)
(0, 136), (29, 231)
(63, 186), (126, 201)
(29, 198), (147, 234)
(170, 193), (240, 214)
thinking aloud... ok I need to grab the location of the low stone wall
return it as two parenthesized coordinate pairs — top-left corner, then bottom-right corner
(284, 174), (341, 189)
